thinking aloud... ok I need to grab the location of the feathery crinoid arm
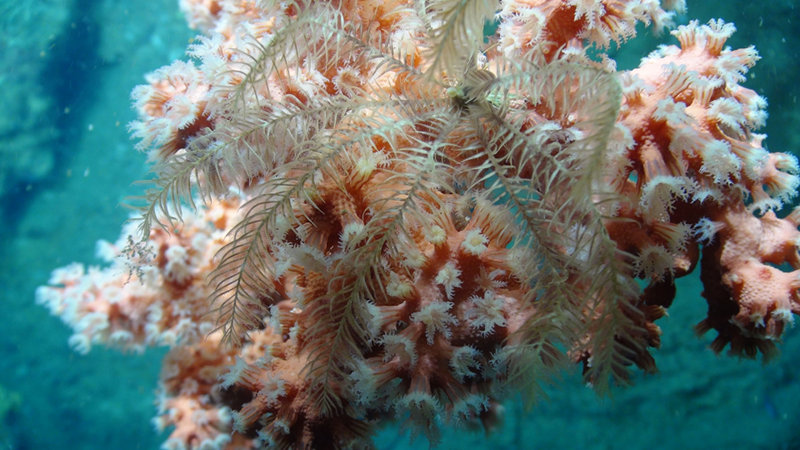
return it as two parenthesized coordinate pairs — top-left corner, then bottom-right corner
(197, 1), (459, 414)
(453, 59), (652, 393)
(295, 101), (458, 415)
(129, 0), (676, 442)
(418, 0), (498, 77)
(134, 1), (399, 239)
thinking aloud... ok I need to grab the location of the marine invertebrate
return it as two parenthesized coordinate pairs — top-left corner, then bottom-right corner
(37, 0), (800, 448)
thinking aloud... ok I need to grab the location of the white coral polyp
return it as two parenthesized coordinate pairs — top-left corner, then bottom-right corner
(639, 175), (692, 221)
(698, 139), (741, 185)
(410, 301), (458, 344)
(165, 245), (192, 284)
(435, 261), (462, 299)
(461, 229), (489, 255)
(653, 97), (691, 127)
(466, 291), (507, 336)
(449, 345), (481, 381)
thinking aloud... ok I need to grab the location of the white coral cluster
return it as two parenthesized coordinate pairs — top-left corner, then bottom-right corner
(621, 19), (799, 221)
(36, 200), (237, 353)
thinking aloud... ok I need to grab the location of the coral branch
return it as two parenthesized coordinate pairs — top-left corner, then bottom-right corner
(38, 0), (799, 448)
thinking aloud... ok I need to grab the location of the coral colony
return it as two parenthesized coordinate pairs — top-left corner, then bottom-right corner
(37, 0), (800, 448)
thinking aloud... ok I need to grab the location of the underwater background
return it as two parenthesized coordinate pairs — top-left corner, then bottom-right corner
(0, 0), (799, 448)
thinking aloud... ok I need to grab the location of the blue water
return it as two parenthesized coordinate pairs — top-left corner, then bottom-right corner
(1, 0), (798, 448)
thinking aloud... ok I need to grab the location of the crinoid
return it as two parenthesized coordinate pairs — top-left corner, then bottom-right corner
(134, 0), (653, 445)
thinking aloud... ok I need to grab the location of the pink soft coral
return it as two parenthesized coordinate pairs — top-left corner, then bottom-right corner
(38, 1), (800, 448)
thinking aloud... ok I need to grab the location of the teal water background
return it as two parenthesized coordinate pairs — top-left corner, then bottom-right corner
(1, 1), (798, 448)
